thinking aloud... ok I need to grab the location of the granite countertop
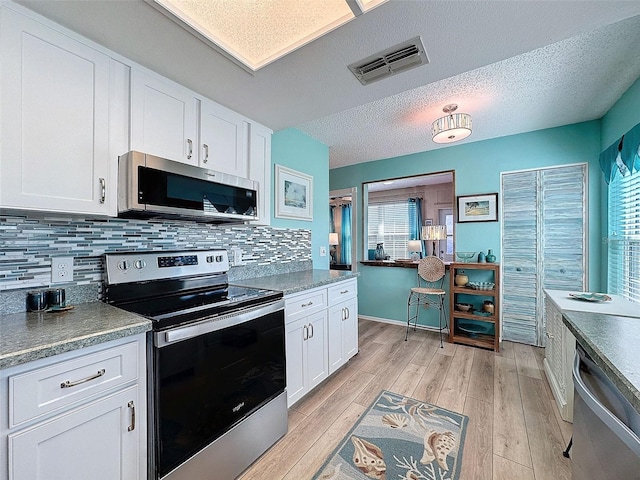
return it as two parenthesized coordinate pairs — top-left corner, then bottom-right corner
(0, 302), (152, 370)
(232, 269), (359, 296)
(561, 309), (640, 413)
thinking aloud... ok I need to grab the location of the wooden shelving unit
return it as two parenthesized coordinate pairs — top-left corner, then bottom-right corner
(449, 262), (500, 352)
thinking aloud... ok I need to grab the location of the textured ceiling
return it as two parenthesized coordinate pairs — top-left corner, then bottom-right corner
(17, 0), (640, 169)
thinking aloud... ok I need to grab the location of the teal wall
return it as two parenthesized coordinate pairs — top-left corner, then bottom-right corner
(597, 75), (640, 288)
(330, 121), (604, 326)
(271, 128), (330, 269)
(601, 77), (640, 151)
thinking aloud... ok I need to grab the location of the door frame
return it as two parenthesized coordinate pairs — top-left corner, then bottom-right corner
(330, 187), (357, 272)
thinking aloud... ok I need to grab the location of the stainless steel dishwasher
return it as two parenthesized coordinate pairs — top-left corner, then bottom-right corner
(572, 345), (640, 479)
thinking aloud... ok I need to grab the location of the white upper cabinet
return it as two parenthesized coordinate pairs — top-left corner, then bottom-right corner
(130, 69), (198, 166)
(248, 122), (273, 225)
(200, 99), (247, 176)
(0, 6), (124, 216)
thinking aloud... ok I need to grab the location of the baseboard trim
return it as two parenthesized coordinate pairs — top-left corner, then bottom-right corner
(359, 315), (450, 335)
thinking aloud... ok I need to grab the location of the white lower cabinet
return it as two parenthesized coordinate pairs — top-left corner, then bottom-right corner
(285, 278), (358, 407)
(285, 310), (329, 407)
(543, 294), (575, 422)
(8, 386), (140, 480)
(327, 279), (358, 374)
(0, 334), (147, 480)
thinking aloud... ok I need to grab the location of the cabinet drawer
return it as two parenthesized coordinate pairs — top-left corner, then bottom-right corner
(9, 341), (139, 427)
(285, 288), (327, 322)
(328, 279), (357, 304)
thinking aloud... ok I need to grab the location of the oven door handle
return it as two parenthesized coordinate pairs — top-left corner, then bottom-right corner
(157, 299), (284, 347)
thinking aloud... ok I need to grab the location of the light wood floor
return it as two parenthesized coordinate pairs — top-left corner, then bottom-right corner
(239, 319), (573, 480)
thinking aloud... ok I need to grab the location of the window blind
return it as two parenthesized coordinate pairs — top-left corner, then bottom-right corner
(367, 201), (411, 259)
(608, 170), (640, 303)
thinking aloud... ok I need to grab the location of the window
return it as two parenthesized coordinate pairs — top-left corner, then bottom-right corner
(367, 201), (411, 259)
(608, 170), (640, 303)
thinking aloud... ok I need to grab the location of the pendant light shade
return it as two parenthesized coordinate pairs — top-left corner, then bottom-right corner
(432, 104), (472, 144)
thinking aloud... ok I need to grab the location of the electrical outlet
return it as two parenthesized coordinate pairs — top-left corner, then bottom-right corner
(51, 256), (74, 284)
(320, 246), (327, 257)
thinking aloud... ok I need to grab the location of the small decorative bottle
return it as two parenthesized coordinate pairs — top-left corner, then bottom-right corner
(477, 251), (486, 263)
(486, 249), (496, 263)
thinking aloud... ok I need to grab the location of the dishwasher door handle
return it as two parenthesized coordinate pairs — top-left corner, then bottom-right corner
(573, 352), (640, 456)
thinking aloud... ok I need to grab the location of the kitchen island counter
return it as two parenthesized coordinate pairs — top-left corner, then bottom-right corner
(0, 302), (151, 370)
(562, 307), (640, 413)
(233, 269), (358, 296)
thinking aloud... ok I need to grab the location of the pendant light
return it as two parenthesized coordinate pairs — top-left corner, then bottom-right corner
(431, 104), (472, 144)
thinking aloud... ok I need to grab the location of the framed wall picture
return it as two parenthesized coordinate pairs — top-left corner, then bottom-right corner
(457, 193), (498, 223)
(275, 165), (313, 221)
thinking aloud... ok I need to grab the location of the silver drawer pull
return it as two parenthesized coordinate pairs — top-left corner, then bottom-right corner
(340, 290), (349, 294)
(301, 301), (313, 307)
(99, 178), (106, 204)
(60, 369), (105, 389)
(128, 401), (136, 431)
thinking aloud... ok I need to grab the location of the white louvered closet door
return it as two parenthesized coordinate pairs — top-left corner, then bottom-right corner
(501, 170), (540, 345)
(501, 164), (586, 346)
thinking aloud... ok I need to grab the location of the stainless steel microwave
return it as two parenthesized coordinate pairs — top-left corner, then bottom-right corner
(118, 151), (259, 224)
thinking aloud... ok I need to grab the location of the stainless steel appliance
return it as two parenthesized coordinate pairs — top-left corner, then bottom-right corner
(572, 344), (640, 479)
(103, 250), (286, 480)
(118, 151), (259, 223)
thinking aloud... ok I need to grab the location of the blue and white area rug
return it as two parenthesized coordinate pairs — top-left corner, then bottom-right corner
(313, 390), (468, 480)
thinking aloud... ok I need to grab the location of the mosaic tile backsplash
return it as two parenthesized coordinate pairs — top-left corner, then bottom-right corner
(0, 212), (312, 313)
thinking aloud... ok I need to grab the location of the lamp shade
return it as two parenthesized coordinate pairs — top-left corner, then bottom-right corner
(407, 240), (422, 252)
(432, 104), (472, 144)
(422, 225), (447, 240)
(329, 233), (339, 245)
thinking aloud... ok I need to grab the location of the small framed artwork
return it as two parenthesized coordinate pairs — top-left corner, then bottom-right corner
(275, 165), (313, 221)
(457, 193), (498, 223)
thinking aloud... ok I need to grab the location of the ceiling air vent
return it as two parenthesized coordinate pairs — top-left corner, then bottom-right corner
(348, 36), (429, 86)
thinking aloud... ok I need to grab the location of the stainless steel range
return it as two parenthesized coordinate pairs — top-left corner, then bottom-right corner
(103, 249), (287, 480)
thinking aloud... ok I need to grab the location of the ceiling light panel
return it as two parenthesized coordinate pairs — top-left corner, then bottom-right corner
(153, 0), (360, 71)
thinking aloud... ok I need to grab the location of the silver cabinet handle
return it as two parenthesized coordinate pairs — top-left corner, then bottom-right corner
(308, 322), (314, 339)
(128, 401), (136, 431)
(340, 290), (349, 294)
(99, 178), (106, 204)
(303, 325), (308, 341)
(301, 301), (313, 308)
(345, 307), (350, 320)
(60, 369), (105, 389)
(186, 138), (193, 159)
(203, 143), (209, 163)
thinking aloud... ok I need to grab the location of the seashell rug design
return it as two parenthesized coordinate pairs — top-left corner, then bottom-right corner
(313, 390), (469, 480)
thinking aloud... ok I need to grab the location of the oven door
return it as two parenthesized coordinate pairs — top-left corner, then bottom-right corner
(152, 300), (285, 479)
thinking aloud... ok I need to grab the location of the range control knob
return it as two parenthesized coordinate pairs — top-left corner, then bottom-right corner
(215, 255), (223, 263)
(117, 260), (131, 271)
(134, 259), (147, 269)
(206, 256), (214, 263)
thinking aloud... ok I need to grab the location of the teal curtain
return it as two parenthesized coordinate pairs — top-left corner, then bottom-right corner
(340, 204), (352, 264)
(408, 198), (426, 257)
(329, 205), (336, 232)
(599, 121), (640, 184)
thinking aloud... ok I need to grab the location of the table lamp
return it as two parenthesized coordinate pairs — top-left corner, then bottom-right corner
(422, 225), (447, 257)
(407, 240), (422, 261)
(329, 233), (339, 264)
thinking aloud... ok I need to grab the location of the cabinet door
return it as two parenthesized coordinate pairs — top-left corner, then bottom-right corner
(200, 99), (247, 176)
(0, 8), (111, 215)
(342, 297), (359, 361)
(130, 69), (197, 165)
(327, 298), (359, 374)
(327, 303), (345, 374)
(248, 122), (272, 225)
(8, 386), (140, 480)
(285, 318), (306, 407)
(305, 310), (328, 391)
